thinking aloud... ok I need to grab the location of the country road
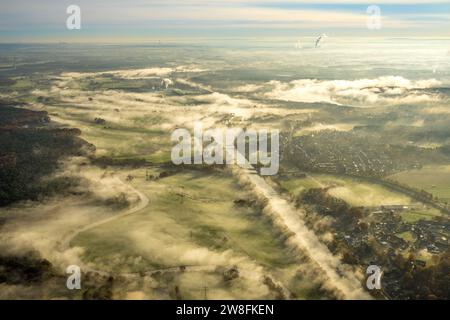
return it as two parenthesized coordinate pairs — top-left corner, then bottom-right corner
(59, 177), (150, 276)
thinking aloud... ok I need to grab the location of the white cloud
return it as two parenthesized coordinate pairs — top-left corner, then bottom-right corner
(233, 84), (265, 92)
(264, 76), (442, 107)
(62, 66), (206, 80)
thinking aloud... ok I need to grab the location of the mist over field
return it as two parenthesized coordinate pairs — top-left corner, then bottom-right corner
(0, 35), (450, 300)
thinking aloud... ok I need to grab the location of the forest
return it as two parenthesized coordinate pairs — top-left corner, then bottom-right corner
(0, 103), (94, 206)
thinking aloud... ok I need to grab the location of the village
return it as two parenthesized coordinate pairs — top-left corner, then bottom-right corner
(287, 130), (426, 177)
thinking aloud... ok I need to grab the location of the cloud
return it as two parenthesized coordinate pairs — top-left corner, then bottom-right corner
(422, 106), (450, 114)
(0, 156), (145, 271)
(61, 66), (205, 81)
(233, 84), (265, 93)
(264, 76), (442, 107)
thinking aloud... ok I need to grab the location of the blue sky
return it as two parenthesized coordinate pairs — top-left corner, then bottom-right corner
(0, 0), (449, 42)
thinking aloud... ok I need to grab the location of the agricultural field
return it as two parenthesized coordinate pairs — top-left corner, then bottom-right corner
(398, 209), (443, 223)
(278, 172), (445, 223)
(397, 231), (415, 243)
(389, 165), (450, 204)
(71, 168), (322, 299)
(279, 173), (413, 207)
(293, 123), (355, 137)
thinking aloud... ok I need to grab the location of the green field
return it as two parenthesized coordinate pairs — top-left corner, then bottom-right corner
(41, 100), (173, 163)
(278, 175), (322, 197)
(72, 169), (321, 299)
(399, 209), (443, 223)
(278, 172), (445, 223)
(280, 173), (412, 207)
(389, 165), (450, 203)
(397, 231), (415, 242)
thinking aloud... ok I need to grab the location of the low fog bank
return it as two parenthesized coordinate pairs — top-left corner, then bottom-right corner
(232, 166), (370, 300)
(0, 157), (143, 297)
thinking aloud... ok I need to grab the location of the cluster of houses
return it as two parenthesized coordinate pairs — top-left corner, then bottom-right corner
(367, 205), (449, 255)
(335, 203), (448, 272)
(289, 131), (421, 177)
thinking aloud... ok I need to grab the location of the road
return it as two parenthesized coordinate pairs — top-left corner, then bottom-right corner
(59, 177), (150, 276)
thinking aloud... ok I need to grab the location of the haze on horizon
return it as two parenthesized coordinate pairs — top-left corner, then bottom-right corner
(0, 0), (449, 43)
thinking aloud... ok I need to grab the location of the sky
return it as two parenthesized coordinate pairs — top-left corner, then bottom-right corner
(0, 0), (449, 42)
